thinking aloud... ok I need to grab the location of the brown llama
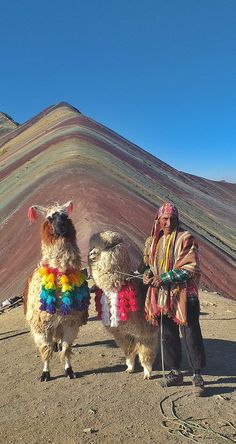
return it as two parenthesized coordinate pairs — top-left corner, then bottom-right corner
(24, 201), (90, 381)
(88, 231), (158, 379)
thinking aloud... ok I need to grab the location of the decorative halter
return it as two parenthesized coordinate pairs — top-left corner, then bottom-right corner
(39, 266), (90, 315)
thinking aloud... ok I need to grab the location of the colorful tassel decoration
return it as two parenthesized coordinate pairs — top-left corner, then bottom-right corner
(66, 201), (73, 215)
(109, 291), (119, 327)
(38, 266), (90, 315)
(95, 282), (139, 327)
(28, 206), (37, 223)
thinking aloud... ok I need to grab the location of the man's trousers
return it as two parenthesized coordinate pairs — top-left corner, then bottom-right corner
(158, 297), (206, 371)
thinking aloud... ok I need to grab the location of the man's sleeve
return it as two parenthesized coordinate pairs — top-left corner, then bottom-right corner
(160, 269), (192, 284)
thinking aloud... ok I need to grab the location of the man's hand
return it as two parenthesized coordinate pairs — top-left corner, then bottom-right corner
(150, 275), (163, 288)
(143, 273), (153, 285)
(143, 272), (162, 288)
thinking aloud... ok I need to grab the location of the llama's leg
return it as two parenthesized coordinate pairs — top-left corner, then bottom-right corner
(125, 350), (137, 373)
(137, 337), (158, 380)
(53, 340), (62, 352)
(33, 331), (53, 381)
(112, 331), (137, 373)
(62, 342), (74, 378)
(61, 324), (80, 379)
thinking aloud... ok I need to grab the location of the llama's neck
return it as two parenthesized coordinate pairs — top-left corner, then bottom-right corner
(41, 238), (81, 273)
(92, 266), (126, 292)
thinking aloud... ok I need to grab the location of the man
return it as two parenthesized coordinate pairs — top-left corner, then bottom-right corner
(143, 202), (206, 396)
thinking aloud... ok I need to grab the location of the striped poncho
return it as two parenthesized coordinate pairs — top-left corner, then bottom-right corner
(144, 228), (200, 325)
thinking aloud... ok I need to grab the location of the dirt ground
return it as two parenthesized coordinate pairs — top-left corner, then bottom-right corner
(0, 288), (236, 444)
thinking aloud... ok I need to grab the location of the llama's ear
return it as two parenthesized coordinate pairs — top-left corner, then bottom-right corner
(28, 204), (47, 222)
(63, 201), (73, 215)
(28, 206), (38, 223)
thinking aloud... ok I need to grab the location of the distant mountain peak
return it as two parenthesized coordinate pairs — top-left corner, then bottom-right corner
(0, 112), (19, 137)
(0, 111), (19, 125)
(55, 101), (81, 114)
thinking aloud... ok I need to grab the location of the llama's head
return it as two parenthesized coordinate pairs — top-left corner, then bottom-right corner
(88, 231), (131, 291)
(28, 201), (76, 245)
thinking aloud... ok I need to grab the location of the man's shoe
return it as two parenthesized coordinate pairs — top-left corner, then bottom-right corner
(192, 374), (205, 397)
(160, 370), (183, 387)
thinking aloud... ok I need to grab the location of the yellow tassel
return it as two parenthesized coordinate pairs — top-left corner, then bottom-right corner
(45, 282), (57, 290)
(76, 274), (86, 286)
(39, 267), (48, 276)
(62, 284), (72, 292)
(47, 273), (56, 282)
(60, 275), (69, 284)
(42, 275), (48, 286)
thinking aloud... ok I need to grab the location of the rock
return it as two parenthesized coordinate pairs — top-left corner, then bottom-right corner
(83, 427), (96, 433)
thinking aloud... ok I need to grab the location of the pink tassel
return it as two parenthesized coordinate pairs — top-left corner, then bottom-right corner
(119, 311), (128, 321)
(66, 201), (73, 215)
(28, 206), (37, 223)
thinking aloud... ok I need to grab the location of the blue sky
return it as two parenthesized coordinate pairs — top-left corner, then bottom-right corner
(1, 0), (235, 182)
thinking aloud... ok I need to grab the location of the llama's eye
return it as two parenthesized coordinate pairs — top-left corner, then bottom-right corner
(47, 216), (53, 222)
(89, 248), (100, 257)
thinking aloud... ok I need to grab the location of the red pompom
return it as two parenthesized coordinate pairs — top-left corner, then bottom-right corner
(28, 206), (37, 223)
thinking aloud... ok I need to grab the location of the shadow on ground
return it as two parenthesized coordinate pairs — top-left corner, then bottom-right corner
(0, 330), (29, 341)
(73, 339), (118, 349)
(153, 338), (236, 376)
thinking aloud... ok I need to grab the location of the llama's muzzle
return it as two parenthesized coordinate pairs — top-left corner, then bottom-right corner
(50, 212), (71, 237)
(88, 248), (100, 262)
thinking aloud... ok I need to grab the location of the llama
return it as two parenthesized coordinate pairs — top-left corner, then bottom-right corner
(88, 231), (158, 379)
(24, 201), (90, 381)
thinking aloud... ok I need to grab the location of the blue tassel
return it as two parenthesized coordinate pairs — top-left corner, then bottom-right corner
(47, 303), (56, 314)
(40, 290), (48, 301)
(46, 295), (56, 304)
(75, 284), (90, 300)
(61, 296), (72, 306)
(61, 303), (71, 315)
(39, 300), (47, 311)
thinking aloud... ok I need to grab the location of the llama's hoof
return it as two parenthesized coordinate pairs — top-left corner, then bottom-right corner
(143, 369), (151, 380)
(126, 367), (135, 374)
(40, 371), (51, 382)
(143, 373), (151, 380)
(65, 367), (76, 379)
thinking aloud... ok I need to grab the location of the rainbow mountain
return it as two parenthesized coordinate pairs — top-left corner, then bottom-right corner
(0, 102), (235, 302)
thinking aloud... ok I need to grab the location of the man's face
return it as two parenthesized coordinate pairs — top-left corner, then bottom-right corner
(159, 213), (178, 235)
